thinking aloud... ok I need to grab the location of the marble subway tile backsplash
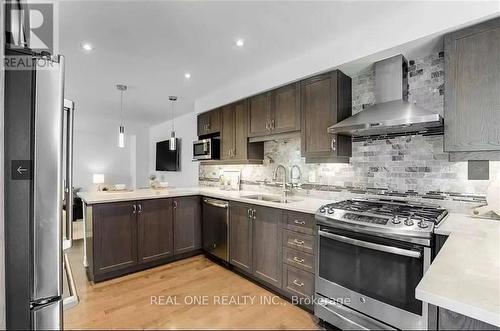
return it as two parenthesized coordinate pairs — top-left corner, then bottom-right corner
(199, 52), (499, 205)
(200, 137), (499, 201)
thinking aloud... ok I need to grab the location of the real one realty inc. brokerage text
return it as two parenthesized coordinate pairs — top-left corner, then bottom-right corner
(150, 295), (351, 306)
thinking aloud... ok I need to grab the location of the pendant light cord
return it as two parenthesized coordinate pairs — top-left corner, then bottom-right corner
(171, 100), (175, 132)
(120, 90), (124, 125)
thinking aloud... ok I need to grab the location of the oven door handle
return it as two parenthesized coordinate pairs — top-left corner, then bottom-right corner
(319, 230), (422, 259)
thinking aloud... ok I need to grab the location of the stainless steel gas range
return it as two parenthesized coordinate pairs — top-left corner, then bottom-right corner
(314, 199), (448, 330)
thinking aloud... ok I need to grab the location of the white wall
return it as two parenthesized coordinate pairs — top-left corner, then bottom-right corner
(148, 111), (199, 188)
(195, 3), (500, 113)
(73, 113), (150, 191)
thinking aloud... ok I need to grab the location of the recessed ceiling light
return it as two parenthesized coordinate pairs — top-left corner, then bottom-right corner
(184, 72), (191, 79)
(81, 42), (93, 51)
(235, 39), (244, 47)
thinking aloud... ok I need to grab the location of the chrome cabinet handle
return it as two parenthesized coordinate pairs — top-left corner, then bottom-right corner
(271, 119), (275, 130)
(293, 239), (305, 246)
(294, 219), (306, 225)
(248, 209), (256, 220)
(292, 279), (304, 287)
(292, 256), (305, 263)
(138, 204), (142, 214)
(173, 200), (178, 209)
(331, 137), (337, 151)
(132, 204), (137, 214)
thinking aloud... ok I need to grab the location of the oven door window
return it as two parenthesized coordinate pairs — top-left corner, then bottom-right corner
(319, 230), (424, 315)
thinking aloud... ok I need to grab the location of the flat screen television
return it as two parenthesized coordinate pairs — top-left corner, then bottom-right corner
(155, 139), (180, 171)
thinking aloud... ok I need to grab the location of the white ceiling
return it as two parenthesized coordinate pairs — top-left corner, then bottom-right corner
(59, 1), (500, 124)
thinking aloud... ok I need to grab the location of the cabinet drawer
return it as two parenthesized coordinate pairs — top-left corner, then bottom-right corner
(284, 211), (315, 234)
(283, 247), (314, 273)
(282, 264), (314, 298)
(283, 230), (314, 254)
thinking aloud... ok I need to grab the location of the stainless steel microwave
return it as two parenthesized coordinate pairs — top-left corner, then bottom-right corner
(193, 138), (220, 160)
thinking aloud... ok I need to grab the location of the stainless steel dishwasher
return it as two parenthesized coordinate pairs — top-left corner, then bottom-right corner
(202, 198), (229, 261)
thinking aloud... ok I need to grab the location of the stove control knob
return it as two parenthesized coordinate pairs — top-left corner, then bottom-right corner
(327, 207), (335, 214)
(319, 206), (326, 213)
(392, 216), (401, 224)
(404, 219), (414, 226)
(418, 221), (429, 229)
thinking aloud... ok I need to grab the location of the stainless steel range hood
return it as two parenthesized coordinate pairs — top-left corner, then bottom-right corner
(328, 54), (443, 136)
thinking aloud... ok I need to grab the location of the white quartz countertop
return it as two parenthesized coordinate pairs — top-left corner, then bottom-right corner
(78, 187), (332, 215)
(416, 213), (500, 327)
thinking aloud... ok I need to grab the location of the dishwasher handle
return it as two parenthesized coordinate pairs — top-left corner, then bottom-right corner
(203, 198), (229, 209)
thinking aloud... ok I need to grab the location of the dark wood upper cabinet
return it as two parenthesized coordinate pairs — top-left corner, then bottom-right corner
(229, 202), (253, 273)
(173, 196), (201, 255)
(221, 104), (235, 160)
(137, 198), (174, 264)
(197, 108), (221, 136)
(93, 201), (138, 274)
(248, 92), (271, 137)
(444, 18), (500, 160)
(301, 70), (352, 163)
(252, 205), (283, 288)
(248, 83), (300, 138)
(271, 82), (301, 134)
(221, 100), (264, 162)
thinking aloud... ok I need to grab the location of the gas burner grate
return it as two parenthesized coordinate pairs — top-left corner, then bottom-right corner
(328, 199), (448, 225)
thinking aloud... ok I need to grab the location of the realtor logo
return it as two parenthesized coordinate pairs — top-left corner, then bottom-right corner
(27, 3), (54, 53)
(4, 1), (55, 53)
(4, 1), (58, 70)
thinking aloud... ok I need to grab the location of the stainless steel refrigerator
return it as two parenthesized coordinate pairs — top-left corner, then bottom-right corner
(4, 47), (78, 329)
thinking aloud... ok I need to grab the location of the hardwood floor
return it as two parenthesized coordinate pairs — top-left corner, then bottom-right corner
(64, 240), (320, 329)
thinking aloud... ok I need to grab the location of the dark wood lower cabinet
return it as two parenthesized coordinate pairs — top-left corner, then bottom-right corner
(252, 205), (283, 288)
(229, 202), (253, 272)
(229, 202), (283, 289)
(137, 198), (174, 263)
(87, 196), (201, 282)
(93, 201), (138, 275)
(173, 196), (202, 255)
(438, 308), (499, 330)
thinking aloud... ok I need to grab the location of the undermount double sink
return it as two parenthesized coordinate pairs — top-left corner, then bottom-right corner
(241, 194), (302, 204)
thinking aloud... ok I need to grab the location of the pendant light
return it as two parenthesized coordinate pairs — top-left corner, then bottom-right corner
(169, 96), (177, 151)
(117, 84), (127, 148)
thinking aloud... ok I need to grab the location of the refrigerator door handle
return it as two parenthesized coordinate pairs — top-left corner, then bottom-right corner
(63, 99), (75, 250)
(63, 253), (79, 310)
